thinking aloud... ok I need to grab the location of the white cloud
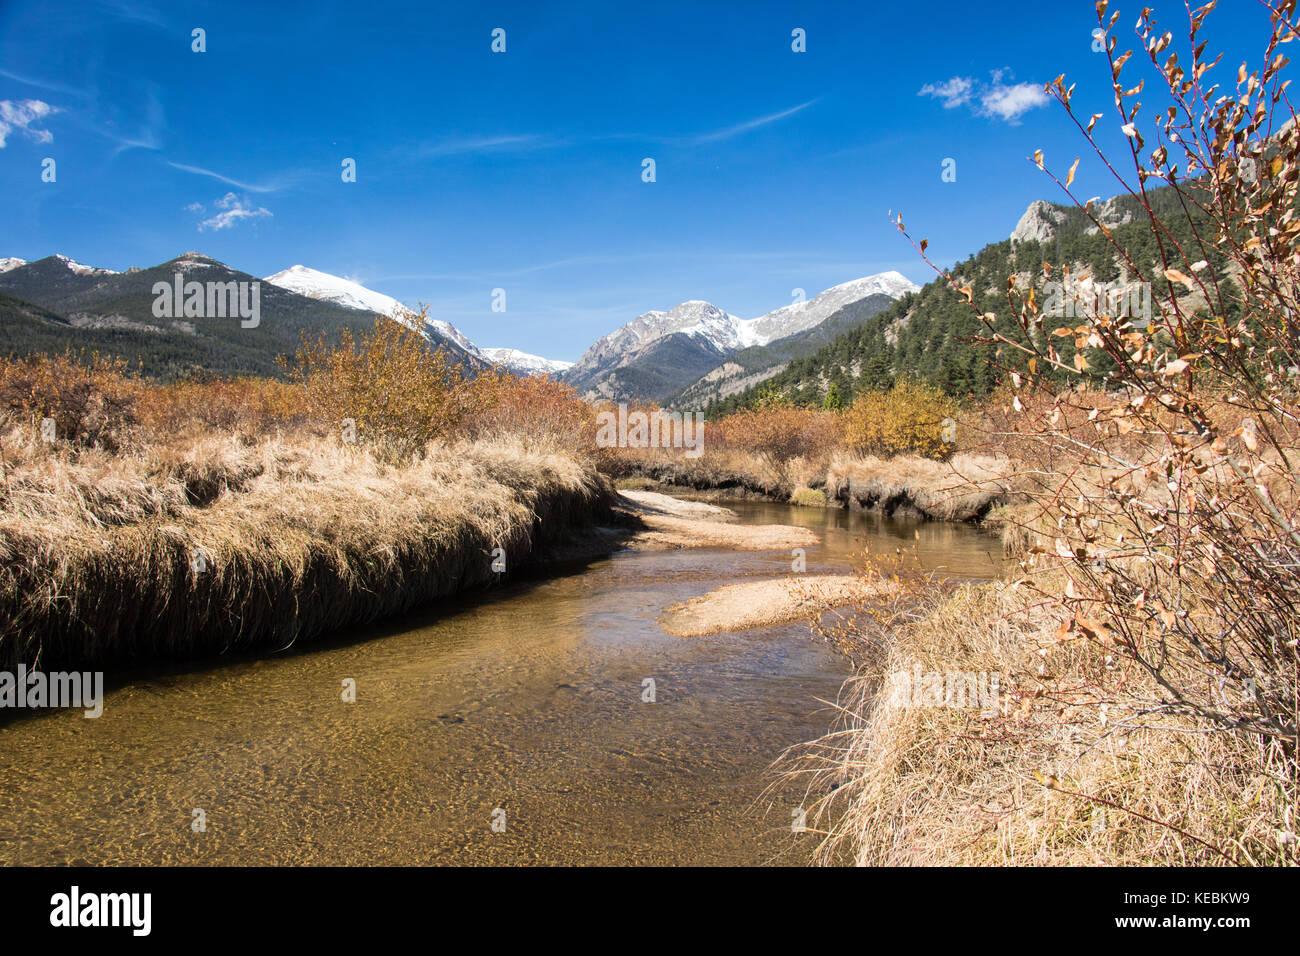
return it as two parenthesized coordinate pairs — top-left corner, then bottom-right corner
(918, 77), (973, 110)
(918, 72), (1048, 125)
(194, 192), (272, 231)
(980, 82), (1050, 124)
(0, 99), (57, 147)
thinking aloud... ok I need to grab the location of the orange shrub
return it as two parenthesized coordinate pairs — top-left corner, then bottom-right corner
(711, 405), (841, 463)
(138, 376), (311, 439)
(463, 370), (592, 450)
(290, 311), (483, 461)
(0, 351), (144, 451)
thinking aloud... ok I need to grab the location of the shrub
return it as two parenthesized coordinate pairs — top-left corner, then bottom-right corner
(138, 375), (310, 440)
(842, 380), (957, 460)
(290, 308), (483, 461)
(805, 0), (1300, 865)
(463, 369), (592, 451)
(711, 405), (840, 464)
(0, 351), (143, 452)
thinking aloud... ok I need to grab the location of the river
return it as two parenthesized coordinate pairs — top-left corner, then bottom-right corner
(0, 498), (1001, 866)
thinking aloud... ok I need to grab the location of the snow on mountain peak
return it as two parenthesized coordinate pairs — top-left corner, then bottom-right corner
(264, 264), (482, 357)
(481, 347), (573, 376)
(570, 271), (918, 378)
(265, 264), (405, 317)
(53, 254), (118, 276)
(0, 257), (26, 273)
(742, 270), (919, 344)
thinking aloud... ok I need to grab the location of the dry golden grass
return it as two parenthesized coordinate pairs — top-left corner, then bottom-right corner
(0, 424), (612, 668)
(604, 440), (1023, 522)
(780, 571), (1298, 866)
(825, 452), (1018, 521)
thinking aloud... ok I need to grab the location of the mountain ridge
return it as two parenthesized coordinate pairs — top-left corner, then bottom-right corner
(561, 271), (918, 403)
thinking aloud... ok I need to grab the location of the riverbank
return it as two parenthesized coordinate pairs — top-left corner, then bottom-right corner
(618, 447), (1289, 868)
(608, 448), (1020, 522)
(780, 568), (1297, 866)
(0, 429), (622, 670)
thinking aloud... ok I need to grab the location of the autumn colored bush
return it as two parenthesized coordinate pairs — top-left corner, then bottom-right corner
(290, 308), (486, 461)
(137, 375), (311, 440)
(463, 369), (593, 451)
(0, 351), (144, 452)
(841, 380), (958, 460)
(711, 404), (841, 464)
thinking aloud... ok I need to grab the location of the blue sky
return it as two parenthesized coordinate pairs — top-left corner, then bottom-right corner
(0, 0), (1268, 361)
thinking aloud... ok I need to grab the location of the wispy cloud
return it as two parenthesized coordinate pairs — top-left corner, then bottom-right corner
(168, 161), (285, 193)
(0, 99), (58, 148)
(919, 71), (1048, 124)
(0, 68), (84, 98)
(409, 101), (820, 163)
(1, 68), (164, 154)
(414, 134), (550, 158)
(689, 100), (817, 144)
(373, 248), (840, 284)
(190, 192), (272, 231)
(917, 77), (973, 110)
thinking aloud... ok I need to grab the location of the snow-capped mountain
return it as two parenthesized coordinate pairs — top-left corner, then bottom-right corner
(590, 300), (748, 360)
(481, 347), (573, 376)
(265, 264), (481, 357)
(744, 272), (917, 344)
(562, 271), (919, 402)
(0, 254), (118, 277)
(266, 264), (403, 316)
(571, 272), (917, 373)
(52, 253), (118, 276)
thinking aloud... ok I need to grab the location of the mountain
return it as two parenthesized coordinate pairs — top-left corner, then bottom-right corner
(0, 254), (493, 378)
(480, 347), (572, 376)
(0, 254), (125, 309)
(562, 272), (917, 404)
(0, 258), (27, 273)
(741, 272), (917, 343)
(0, 290), (80, 356)
(667, 274), (917, 407)
(712, 183), (1229, 413)
(0, 253), (418, 379)
(562, 300), (740, 402)
(265, 264), (403, 316)
(263, 264), (482, 361)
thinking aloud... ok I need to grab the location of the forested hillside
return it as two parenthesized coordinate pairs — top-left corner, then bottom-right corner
(709, 183), (1234, 415)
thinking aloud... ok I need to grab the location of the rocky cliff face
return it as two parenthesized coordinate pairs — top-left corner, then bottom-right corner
(1010, 200), (1069, 243)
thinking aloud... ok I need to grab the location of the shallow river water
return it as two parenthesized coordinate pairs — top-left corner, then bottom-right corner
(0, 499), (1002, 866)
